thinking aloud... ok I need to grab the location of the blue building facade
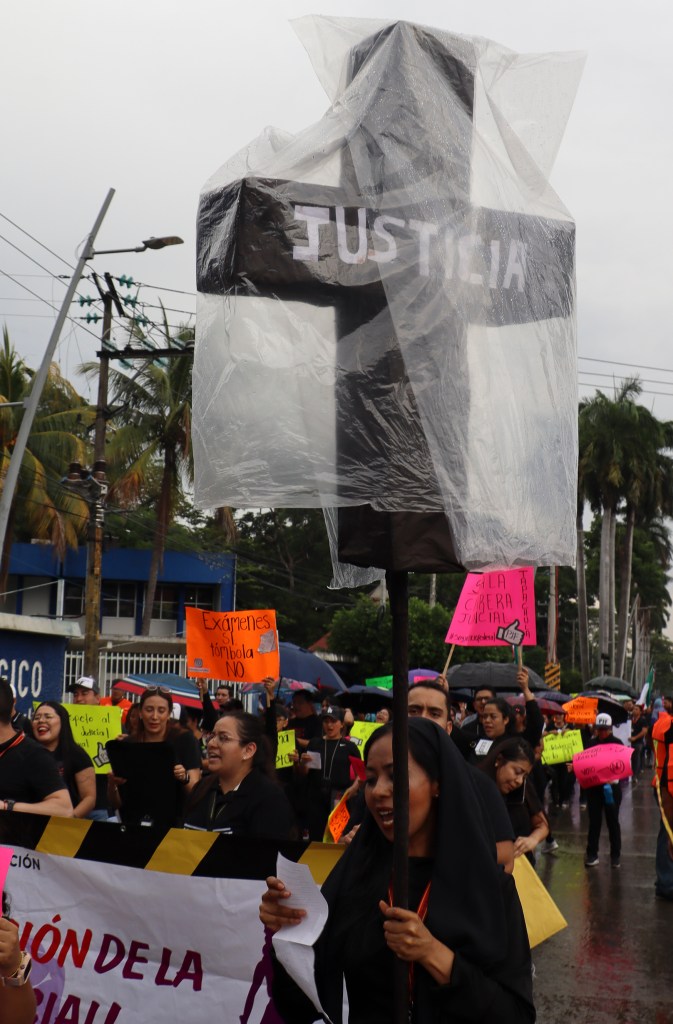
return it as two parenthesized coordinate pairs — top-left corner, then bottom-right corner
(1, 543), (236, 639)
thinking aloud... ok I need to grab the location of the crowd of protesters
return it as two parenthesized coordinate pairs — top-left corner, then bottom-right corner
(1, 669), (673, 1021)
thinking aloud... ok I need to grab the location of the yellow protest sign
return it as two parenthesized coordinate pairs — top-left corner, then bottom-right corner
(512, 854), (567, 948)
(348, 720), (382, 757)
(66, 705), (123, 775)
(275, 728), (296, 770)
(325, 794), (351, 844)
(562, 696), (598, 726)
(185, 607), (279, 683)
(541, 729), (584, 766)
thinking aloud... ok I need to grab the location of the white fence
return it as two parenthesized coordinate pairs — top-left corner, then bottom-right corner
(64, 650), (189, 696)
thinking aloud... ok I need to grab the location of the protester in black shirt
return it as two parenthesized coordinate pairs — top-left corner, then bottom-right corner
(184, 711), (295, 838)
(107, 686), (201, 827)
(296, 705), (360, 841)
(481, 737), (549, 865)
(584, 713), (625, 868)
(0, 679), (72, 817)
(33, 701), (97, 819)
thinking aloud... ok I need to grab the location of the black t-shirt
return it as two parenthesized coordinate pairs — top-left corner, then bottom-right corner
(0, 733), (67, 802)
(167, 730), (202, 770)
(292, 714), (322, 744)
(183, 770), (295, 838)
(50, 742), (93, 807)
(307, 736), (360, 797)
(505, 779), (543, 839)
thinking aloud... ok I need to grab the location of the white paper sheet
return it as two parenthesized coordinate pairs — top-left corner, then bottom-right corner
(272, 854), (333, 1023)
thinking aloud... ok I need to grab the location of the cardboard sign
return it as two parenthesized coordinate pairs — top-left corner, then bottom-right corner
(66, 705), (123, 775)
(326, 794), (351, 843)
(562, 696), (598, 726)
(572, 743), (634, 788)
(541, 729), (584, 766)
(446, 568), (536, 647)
(185, 607), (279, 684)
(348, 721), (382, 756)
(275, 729), (296, 770)
(512, 854), (567, 948)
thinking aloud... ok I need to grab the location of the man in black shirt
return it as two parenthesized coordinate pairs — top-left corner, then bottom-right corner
(408, 681), (515, 871)
(0, 679), (72, 816)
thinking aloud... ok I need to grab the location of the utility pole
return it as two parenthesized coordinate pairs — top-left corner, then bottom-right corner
(81, 274), (124, 677)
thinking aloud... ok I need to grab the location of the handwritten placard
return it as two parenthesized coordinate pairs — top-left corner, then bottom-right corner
(326, 794), (351, 843)
(65, 705), (123, 775)
(541, 729), (584, 766)
(275, 728), (296, 770)
(348, 721), (382, 757)
(572, 743), (633, 788)
(562, 696), (598, 726)
(185, 607), (279, 684)
(446, 568), (536, 647)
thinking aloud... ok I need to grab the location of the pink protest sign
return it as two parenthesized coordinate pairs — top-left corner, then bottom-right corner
(0, 845), (13, 893)
(572, 743), (633, 788)
(446, 568), (536, 647)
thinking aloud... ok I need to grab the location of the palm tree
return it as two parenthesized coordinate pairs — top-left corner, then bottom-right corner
(579, 379), (643, 673)
(579, 379), (673, 678)
(614, 418), (673, 678)
(92, 350), (193, 635)
(0, 327), (91, 593)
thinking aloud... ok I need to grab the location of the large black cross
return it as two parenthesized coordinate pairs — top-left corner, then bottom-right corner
(197, 23), (574, 574)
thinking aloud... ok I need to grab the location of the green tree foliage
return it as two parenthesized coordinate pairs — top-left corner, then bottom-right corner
(234, 508), (349, 648)
(0, 328), (91, 591)
(328, 595), (453, 680)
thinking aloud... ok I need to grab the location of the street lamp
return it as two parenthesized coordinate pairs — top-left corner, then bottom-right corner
(90, 235), (183, 256)
(79, 235), (183, 679)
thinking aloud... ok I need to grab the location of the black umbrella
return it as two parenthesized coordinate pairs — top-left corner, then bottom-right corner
(542, 690), (573, 704)
(448, 662), (547, 692)
(586, 675), (636, 698)
(578, 692), (629, 725)
(336, 685), (393, 714)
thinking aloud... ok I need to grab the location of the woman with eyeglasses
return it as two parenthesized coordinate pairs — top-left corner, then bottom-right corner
(480, 737), (549, 865)
(33, 701), (97, 819)
(107, 687), (201, 826)
(183, 711), (296, 838)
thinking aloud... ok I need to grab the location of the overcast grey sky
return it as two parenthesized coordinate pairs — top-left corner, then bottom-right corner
(2, 0), (672, 420)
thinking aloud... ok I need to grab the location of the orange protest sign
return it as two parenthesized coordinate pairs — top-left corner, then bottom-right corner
(561, 696), (598, 726)
(185, 607), (279, 683)
(326, 794), (351, 844)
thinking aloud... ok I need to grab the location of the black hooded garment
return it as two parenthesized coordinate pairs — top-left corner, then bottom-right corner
(271, 717), (535, 1023)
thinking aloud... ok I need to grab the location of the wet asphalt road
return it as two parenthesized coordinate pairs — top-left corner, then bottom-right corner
(532, 776), (672, 1024)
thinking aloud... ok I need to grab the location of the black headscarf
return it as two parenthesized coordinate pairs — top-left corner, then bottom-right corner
(313, 717), (511, 1021)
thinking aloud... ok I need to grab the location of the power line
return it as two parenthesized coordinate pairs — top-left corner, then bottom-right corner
(0, 267), (102, 344)
(0, 210), (76, 271)
(579, 355), (673, 376)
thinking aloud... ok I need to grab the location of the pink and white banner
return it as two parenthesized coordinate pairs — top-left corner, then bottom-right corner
(6, 847), (281, 1024)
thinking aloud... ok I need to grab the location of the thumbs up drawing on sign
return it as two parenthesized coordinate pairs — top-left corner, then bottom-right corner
(496, 619), (525, 646)
(92, 742), (110, 769)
